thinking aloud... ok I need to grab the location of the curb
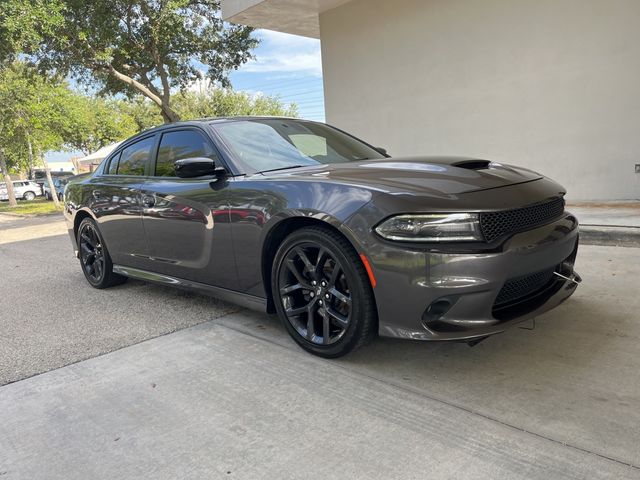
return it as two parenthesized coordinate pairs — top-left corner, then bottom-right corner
(0, 212), (27, 219)
(580, 225), (640, 248)
(0, 211), (63, 220)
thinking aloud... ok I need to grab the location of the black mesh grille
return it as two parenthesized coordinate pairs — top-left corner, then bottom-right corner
(494, 267), (557, 307)
(480, 197), (565, 242)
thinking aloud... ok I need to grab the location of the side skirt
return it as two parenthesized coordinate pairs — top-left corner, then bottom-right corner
(112, 264), (268, 313)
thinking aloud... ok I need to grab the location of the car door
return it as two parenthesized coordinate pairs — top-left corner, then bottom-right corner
(140, 127), (238, 289)
(13, 182), (24, 197)
(89, 135), (155, 270)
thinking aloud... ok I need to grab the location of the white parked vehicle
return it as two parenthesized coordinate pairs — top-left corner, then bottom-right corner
(0, 180), (43, 201)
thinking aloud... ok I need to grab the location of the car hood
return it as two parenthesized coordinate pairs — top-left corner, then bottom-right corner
(262, 156), (542, 197)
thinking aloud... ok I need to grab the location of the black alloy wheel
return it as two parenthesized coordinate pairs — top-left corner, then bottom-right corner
(77, 218), (126, 289)
(272, 226), (377, 358)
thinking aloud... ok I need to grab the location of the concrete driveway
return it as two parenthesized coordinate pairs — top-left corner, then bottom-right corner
(1, 216), (639, 479)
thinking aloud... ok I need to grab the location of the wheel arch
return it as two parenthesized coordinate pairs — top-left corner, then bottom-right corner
(73, 208), (97, 243)
(260, 215), (369, 314)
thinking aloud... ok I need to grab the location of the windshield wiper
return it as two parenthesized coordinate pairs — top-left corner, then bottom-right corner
(257, 165), (307, 174)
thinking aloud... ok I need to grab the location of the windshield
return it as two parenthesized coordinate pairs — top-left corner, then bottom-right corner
(211, 119), (385, 173)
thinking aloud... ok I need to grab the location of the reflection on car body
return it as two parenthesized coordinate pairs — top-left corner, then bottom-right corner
(64, 117), (580, 357)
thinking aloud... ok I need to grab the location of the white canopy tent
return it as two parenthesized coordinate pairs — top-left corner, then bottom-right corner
(77, 141), (123, 171)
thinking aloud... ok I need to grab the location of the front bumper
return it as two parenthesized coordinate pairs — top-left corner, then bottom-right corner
(364, 213), (580, 341)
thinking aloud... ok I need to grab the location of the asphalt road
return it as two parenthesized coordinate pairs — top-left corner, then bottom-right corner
(1, 215), (640, 478)
(0, 214), (239, 386)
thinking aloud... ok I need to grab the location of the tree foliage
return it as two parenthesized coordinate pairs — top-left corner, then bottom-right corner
(120, 87), (299, 130)
(0, 0), (64, 62)
(176, 88), (299, 120)
(0, 62), (73, 206)
(64, 97), (138, 155)
(37, 0), (258, 123)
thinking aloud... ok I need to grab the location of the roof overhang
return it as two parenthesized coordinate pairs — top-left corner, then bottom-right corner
(221, 0), (352, 38)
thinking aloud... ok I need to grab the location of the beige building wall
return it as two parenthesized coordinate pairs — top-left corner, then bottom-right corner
(320, 0), (640, 200)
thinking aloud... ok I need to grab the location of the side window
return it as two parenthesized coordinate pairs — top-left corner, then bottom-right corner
(117, 137), (155, 176)
(155, 130), (216, 177)
(107, 152), (121, 175)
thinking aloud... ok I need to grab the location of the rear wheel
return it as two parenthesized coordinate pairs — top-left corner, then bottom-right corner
(23, 191), (35, 201)
(77, 218), (127, 289)
(272, 226), (377, 358)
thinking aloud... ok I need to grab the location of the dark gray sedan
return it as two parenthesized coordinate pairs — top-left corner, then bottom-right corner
(64, 117), (580, 357)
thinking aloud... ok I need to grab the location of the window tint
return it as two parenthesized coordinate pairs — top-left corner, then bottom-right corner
(117, 137), (154, 176)
(290, 134), (327, 157)
(211, 120), (384, 173)
(107, 152), (121, 175)
(156, 130), (216, 177)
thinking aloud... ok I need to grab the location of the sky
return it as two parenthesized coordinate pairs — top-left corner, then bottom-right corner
(48, 29), (324, 163)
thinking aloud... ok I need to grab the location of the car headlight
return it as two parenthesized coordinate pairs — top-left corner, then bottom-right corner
(374, 213), (483, 242)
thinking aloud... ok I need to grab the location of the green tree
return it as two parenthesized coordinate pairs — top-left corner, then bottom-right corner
(173, 88), (299, 119)
(0, 0), (64, 62)
(0, 63), (77, 208)
(121, 87), (298, 131)
(118, 97), (165, 132)
(38, 0), (257, 123)
(0, 0), (64, 206)
(65, 96), (138, 155)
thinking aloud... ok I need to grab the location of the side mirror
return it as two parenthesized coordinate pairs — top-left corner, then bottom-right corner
(175, 157), (225, 178)
(375, 147), (388, 156)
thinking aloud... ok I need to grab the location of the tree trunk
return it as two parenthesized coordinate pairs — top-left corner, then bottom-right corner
(40, 153), (61, 208)
(160, 102), (180, 124)
(108, 64), (180, 124)
(0, 148), (18, 208)
(70, 156), (81, 174)
(27, 137), (35, 180)
(162, 104), (180, 123)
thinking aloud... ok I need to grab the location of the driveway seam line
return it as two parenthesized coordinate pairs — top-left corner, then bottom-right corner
(0, 308), (244, 388)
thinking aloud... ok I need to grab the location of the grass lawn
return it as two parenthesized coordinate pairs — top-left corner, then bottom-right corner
(0, 198), (63, 216)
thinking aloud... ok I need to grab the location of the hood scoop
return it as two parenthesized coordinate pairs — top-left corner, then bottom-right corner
(452, 159), (492, 170)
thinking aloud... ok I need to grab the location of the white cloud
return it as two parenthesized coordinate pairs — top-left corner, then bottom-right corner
(239, 29), (323, 77)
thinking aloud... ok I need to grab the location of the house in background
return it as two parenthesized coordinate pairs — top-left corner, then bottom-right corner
(222, 0), (640, 200)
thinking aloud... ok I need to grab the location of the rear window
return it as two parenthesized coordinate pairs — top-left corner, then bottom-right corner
(115, 137), (154, 176)
(107, 152), (121, 175)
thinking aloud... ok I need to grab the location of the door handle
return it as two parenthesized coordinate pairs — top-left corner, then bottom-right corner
(92, 190), (104, 199)
(142, 194), (155, 208)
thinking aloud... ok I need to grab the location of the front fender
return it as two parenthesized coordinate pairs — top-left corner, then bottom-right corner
(228, 178), (375, 297)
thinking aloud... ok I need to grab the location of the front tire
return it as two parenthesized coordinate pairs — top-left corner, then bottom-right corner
(77, 218), (127, 289)
(23, 191), (36, 201)
(271, 226), (377, 358)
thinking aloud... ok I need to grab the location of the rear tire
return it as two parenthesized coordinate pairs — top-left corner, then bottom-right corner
(271, 226), (377, 358)
(77, 217), (127, 289)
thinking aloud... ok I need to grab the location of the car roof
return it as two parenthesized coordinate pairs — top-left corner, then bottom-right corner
(115, 116), (322, 155)
(133, 116), (319, 136)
